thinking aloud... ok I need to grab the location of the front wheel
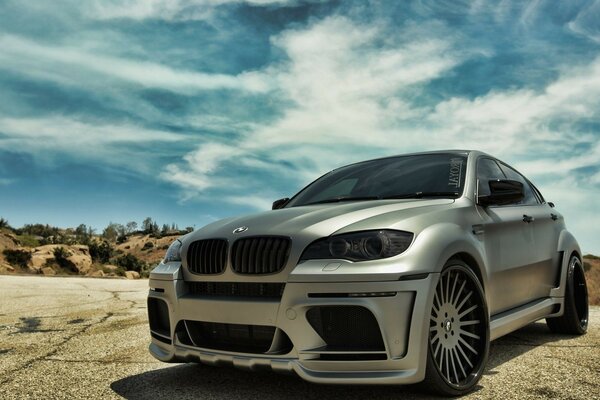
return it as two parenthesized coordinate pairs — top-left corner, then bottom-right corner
(546, 255), (588, 335)
(423, 260), (490, 396)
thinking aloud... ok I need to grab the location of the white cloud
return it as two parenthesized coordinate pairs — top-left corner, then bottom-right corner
(0, 116), (184, 172)
(0, 35), (271, 94)
(163, 16), (462, 196)
(87, 0), (320, 21)
(567, 0), (600, 43)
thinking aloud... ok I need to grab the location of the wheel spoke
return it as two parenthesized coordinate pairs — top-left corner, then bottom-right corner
(433, 291), (440, 312)
(439, 344), (445, 369)
(453, 347), (467, 380)
(444, 348), (450, 383)
(456, 290), (473, 311)
(449, 347), (459, 383)
(449, 272), (459, 305)
(456, 342), (473, 368)
(445, 271), (451, 304)
(453, 279), (467, 308)
(459, 319), (480, 327)
(458, 336), (478, 355)
(460, 330), (480, 340)
(434, 340), (442, 359)
(459, 304), (478, 319)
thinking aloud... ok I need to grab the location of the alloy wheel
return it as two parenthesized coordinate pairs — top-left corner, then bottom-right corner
(429, 265), (488, 388)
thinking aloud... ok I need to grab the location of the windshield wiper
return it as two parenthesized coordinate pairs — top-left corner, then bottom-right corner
(381, 191), (459, 199)
(304, 196), (380, 205)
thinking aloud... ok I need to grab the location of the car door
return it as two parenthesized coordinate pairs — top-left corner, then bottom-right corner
(498, 162), (561, 299)
(475, 157), (538, 315)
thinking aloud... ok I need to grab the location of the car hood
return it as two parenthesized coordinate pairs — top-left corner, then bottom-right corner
(187, 198), (455, 243)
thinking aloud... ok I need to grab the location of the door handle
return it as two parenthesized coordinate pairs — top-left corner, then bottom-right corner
(522, 214), (534, 223)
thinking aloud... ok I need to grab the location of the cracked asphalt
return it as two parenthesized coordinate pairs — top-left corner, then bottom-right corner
(0, 276), (598, 399)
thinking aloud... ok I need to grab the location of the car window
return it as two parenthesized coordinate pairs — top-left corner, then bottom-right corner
(477, 158), (505, 197)
(286, 154), (467, 207)
(498, 163), (539, 205)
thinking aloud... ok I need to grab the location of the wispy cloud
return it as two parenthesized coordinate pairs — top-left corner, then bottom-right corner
(87, 0), (323, 21)
(0, 116), (184, 172)
(0, 35), (270, 94)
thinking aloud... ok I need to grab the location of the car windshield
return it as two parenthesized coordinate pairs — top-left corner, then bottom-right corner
(286, 153), (467, 207)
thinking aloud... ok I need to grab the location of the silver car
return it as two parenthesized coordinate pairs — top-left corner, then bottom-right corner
(147, 150), (588, 395)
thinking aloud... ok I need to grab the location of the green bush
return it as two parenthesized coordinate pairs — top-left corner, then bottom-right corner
(0, 217), (10, 229)
(3, 249), (31, 268)
(584, 254), (599, 260)
(16, 234), (40, 247)
(53, 247), (78, 273)
(89, 241), (113, 264)
(113, 253), (147, 273)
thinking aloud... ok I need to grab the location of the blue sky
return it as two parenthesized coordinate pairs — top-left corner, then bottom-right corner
(0, 0), (599, 253)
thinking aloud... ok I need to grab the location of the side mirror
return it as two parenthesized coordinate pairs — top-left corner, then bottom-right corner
(478, 180), (524, 207)
(272, 198), (290, 210)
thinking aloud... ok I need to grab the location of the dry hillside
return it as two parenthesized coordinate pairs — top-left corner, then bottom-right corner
(0, 228), (181, 279)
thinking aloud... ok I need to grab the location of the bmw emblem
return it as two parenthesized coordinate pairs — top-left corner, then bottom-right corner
(233, 226), (248, 234)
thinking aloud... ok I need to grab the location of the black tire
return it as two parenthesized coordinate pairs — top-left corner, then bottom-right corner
(546, 255), (588, 335)
(422, 259), (490, 396)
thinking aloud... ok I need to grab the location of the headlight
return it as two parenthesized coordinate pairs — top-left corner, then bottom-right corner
(163, 239), (182, 263)
(300, 230), (413, 262)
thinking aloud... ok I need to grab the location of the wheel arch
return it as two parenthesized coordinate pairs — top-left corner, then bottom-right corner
(551, 229), (583, 298)
(446, 252), (486, 293)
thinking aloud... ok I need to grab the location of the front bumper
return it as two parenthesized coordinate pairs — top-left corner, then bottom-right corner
(148, 263), (438, 385)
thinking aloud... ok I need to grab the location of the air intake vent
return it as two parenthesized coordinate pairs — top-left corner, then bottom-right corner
(188, 282), (285, 299)
(184, 321), (276, 354)
(306, 306), (385, 351)
(187, 239), (228, 275)
(231, 237), (291, 274)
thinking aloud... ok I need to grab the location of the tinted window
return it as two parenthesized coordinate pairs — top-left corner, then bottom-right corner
(477, 158), (505, 196)
(286, 154), (467, 207)
(498, 164), (539, 205)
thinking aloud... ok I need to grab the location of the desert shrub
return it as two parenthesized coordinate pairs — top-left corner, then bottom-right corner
(584, 254), (600, 260)
(116, 234), (128, 244)
(142, 242), (154, 250)
(16, 234), (40, 247)
(89, 241), (113, 264)
(3, 249), (31, 268)
(0, 217), (10, 229)
(113, 253), (147, 273)
(584, 261), (592, 272)
(53, 247), (78, 273)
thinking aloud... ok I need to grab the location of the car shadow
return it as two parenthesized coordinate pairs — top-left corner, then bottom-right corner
(110, 321), (575, 400)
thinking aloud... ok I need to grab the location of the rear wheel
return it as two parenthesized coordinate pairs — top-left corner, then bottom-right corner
(423, 260), (490, 396)
(546, 255), (588, 335)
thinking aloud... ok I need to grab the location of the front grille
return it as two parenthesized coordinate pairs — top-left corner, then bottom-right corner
(306, 306), (385, 351)
(184, 321), (276, 353)
(231, 236), (291, 274)
(187, 239), (228, 274)
(188, 282), (285, 299)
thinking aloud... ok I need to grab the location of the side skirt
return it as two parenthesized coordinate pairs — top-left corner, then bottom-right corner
(490, 297), (563, 341)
